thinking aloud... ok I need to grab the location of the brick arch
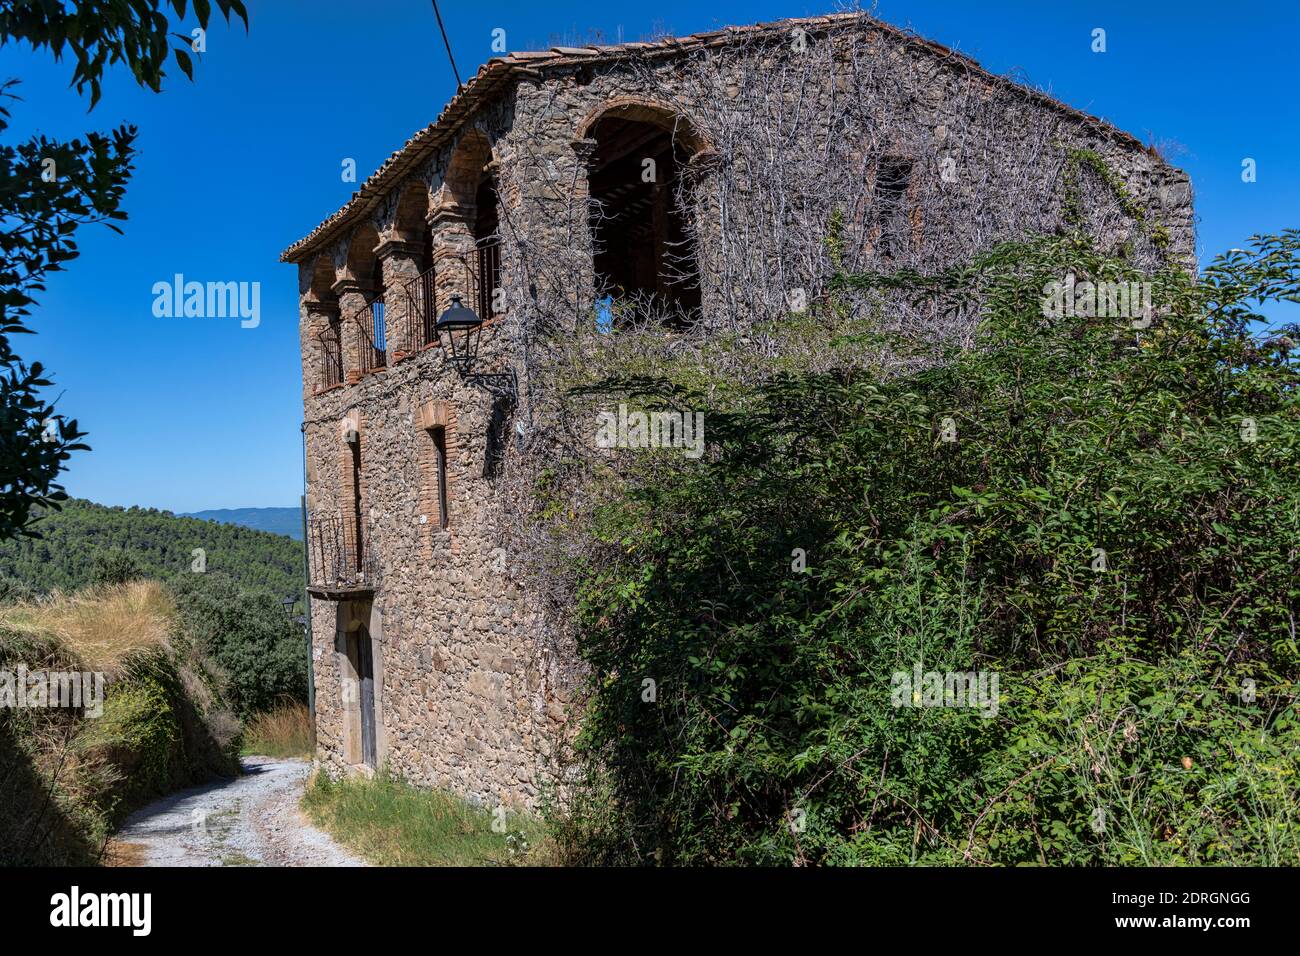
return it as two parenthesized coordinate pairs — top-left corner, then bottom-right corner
(345, 222), (381, 288)
(308, 254), (338, 303)
(579, 96), (707, 319)
(393, 180), (432, 244)
(442, 128), (494, 211)
(575, 96), (712, 157)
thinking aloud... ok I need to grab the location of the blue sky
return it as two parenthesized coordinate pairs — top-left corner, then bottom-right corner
(2, 0), (1296, 512)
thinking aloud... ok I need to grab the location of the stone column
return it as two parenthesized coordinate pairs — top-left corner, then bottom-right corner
(303, 298), (341, 397)
(569, 138), (598, 204)
(428, 206), (477, 320)
(683, 149), (722, 324)
(375, 238), (425, 359)
(332, 277), (374, 384)
(567, 137), (600, 308)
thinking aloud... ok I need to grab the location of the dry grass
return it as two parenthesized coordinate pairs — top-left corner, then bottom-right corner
(102, 840), (147, 867)
(0, 581), (174, 674)
(242, 700), (313, 758)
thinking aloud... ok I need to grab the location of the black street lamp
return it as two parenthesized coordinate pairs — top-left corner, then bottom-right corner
(435, 293), (483, 374)
(282, 595), (308, 631)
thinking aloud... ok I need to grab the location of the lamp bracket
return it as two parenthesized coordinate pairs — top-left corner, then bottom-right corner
(460, 367), (518, 404)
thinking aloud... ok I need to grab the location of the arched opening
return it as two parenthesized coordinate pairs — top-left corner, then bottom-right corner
(394, 182), (434, 273)
(441, 130), (501, 321)
(584, 106), (703, 323)
(346, 224), (385, 371)
(309, 256), (343, 389)
(345, 223), (379, 290)
(393, 182), (436, 349)
(473, 175), (501, 319)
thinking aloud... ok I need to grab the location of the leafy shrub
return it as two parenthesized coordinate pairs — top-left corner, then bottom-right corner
(90, 549), (142, 586)
(560, 229), (1300, 865)
(170, 574), (306, 718)
(0, 585), (238, 865)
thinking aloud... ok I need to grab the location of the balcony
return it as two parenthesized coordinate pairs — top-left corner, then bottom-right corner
(306, 513), (377, 598)
(317, 237), (503, 388)
(399, 266), (438, 354)
(473, 236), (502, 321)
(399, 238), (503, 358)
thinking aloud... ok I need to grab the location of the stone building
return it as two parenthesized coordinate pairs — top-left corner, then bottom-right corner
(282, 12), (1195, 808)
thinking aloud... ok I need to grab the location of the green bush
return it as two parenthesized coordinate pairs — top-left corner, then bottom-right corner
(0, 600), (239, 865)
(562, 229), (1300, 865)
(170, 574), (306, 718)
(90, 549), (142, 586)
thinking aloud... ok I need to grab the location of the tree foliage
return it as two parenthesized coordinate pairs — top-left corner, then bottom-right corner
(0, 498), (307, 717)
(170, 574), (306, 718)
(0, 498), (301, 596)
(562, 229), (1300, 865)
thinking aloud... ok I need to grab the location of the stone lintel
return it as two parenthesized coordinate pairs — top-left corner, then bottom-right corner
(331, 277), (375, 298)
(417, 399), (452, 430)
(375, 237), (424, 261)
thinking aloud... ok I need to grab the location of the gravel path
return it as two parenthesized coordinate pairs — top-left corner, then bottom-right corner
(112, 756), (367, 867)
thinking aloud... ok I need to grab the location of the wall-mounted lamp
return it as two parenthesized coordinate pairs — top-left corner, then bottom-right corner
(435, 294), (483, 374)
(435, 293), (516, 402)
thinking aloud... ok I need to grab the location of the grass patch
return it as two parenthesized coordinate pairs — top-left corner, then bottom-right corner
(242, 700), (312, 758)
(302, 770), (550, 866)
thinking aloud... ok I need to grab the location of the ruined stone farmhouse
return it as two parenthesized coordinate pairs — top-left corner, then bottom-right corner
(282, 12), (1195, 807)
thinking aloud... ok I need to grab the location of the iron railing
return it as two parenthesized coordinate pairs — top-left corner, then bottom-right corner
(306, 513), (377, 595)
(334, 239), (502, 379)
(317, 322), (343, 389)
(400, 266), (438, 353)
(475, 236), (502, 320)
(353, 294), (387, 373)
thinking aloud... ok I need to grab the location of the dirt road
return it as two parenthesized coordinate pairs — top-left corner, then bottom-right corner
(112, 756), (366, 867)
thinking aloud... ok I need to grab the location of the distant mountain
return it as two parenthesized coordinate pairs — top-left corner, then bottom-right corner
(0, 499), (302, 597)
(183, 507), (303, 541)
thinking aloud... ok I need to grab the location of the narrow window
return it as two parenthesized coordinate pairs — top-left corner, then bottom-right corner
(873, 157), (913, 261)
(432, 426), (449, 529)
(349, 434), (363, 572)
(474, 178), (501, 319)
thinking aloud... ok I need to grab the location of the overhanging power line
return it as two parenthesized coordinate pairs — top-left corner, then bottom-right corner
(431, 0), (464, 93)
